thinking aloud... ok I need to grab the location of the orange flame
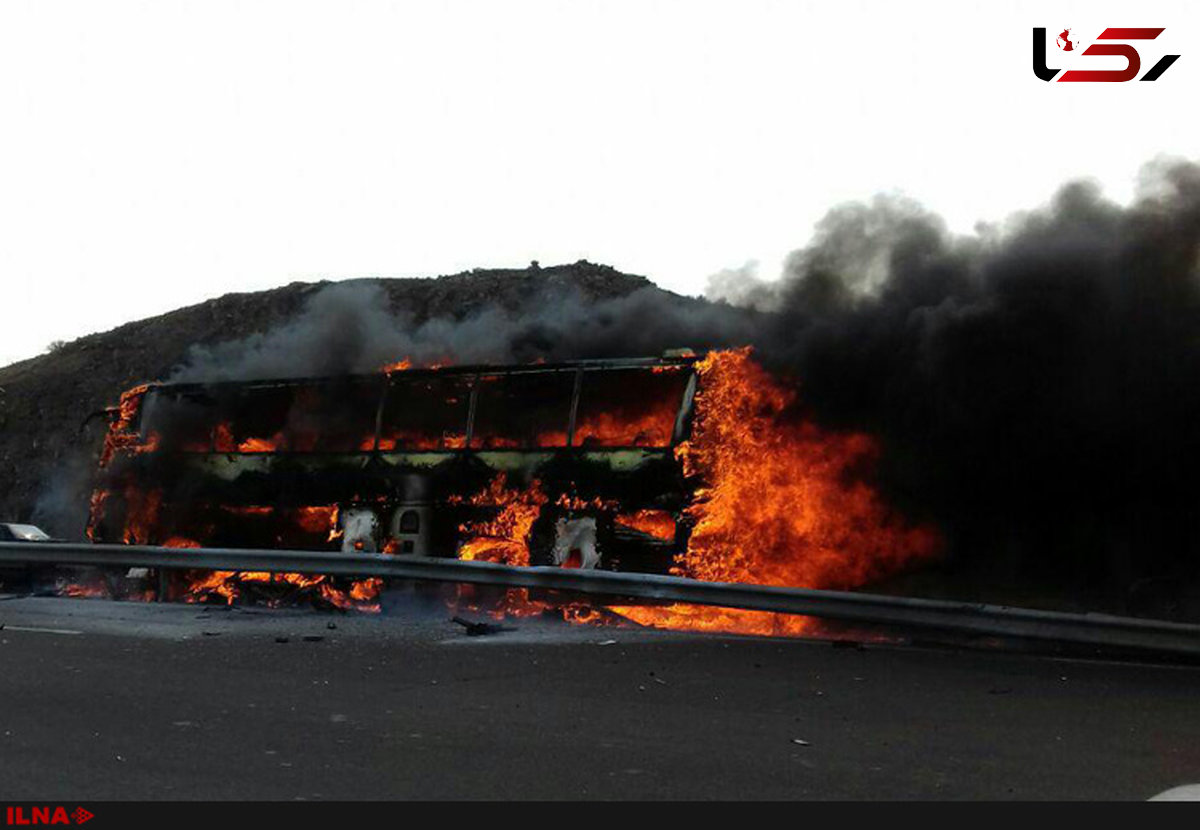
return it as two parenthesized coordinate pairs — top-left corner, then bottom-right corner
(573, 409), (674, 448)
(615, 509), (676, 541)
(607, 348), (939, 635)
(607, 603), (816, 636)
(455, 474), (547, 567)
(166, 505), (376, 609)
(97, 384), (157, 467)
(676, 348), (939, 588)
(214, 422), (286, 453)
(452, 474), (555, 617)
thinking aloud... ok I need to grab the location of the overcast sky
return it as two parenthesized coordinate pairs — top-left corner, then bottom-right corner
(1, 0), (1197, 367)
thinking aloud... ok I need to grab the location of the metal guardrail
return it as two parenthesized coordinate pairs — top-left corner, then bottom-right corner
(3, 541), (1200, 657)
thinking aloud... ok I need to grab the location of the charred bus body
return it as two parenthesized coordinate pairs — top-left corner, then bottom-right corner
(88, 353), (700, 573)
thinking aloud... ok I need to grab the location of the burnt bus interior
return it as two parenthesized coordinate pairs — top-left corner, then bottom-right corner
(90, 355), (700, 573)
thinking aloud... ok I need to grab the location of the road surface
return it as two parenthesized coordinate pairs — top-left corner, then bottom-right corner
(1, 594), (1197, 799)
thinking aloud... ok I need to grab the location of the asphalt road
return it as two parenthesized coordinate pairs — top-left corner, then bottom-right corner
(0, 595), (1198, 800)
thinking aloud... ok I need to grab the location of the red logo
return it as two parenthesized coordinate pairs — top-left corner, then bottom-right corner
(4, 806), (94, 825)
(1033, 27), (1180, 81)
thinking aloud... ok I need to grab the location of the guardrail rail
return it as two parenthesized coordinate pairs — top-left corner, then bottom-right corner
(2, 541), (1199, 657)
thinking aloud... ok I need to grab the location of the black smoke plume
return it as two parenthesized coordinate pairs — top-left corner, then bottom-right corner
(721, 158), (1200, 595)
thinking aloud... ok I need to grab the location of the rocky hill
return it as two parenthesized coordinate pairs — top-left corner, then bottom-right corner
(0, 261), (674, 537)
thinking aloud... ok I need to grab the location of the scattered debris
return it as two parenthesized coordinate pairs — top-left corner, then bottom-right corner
(831, 640), (865, 650)
(451, 616), (514, 637)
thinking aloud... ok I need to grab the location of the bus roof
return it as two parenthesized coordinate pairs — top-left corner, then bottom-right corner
(147, 352), (701, 395)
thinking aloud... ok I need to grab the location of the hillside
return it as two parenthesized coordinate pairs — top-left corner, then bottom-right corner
(0, 261), (671, 536)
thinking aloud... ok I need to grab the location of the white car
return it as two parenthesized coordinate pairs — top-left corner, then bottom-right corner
(0, 523), (53, 542)
(0, 523), (56, 591)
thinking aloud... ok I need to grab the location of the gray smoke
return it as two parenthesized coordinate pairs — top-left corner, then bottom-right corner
(30, 450), (96, 540)
(172, 280), (758, 382)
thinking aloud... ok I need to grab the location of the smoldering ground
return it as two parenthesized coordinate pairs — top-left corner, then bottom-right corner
(159, 157), (1200, 600)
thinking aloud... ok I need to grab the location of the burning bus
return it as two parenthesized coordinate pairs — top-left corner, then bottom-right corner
(86, 347), (940, 619)
(88, 351), (702, 575)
